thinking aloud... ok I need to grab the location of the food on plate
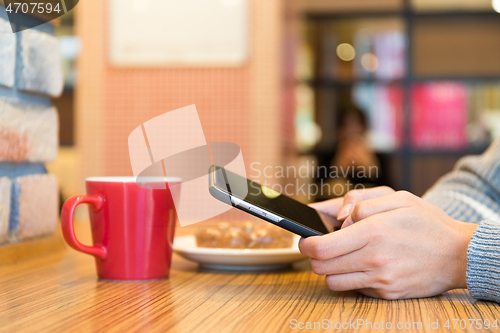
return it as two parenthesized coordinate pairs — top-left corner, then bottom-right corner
(195, 221), (293, 249)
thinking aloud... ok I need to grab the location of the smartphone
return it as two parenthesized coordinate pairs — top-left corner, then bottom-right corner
(208, 165), (339, 237)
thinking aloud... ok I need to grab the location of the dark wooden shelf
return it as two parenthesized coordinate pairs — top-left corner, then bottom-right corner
(383, 146), (489, 157)
(299, 78), (403, 88)
(300, 2), (498, 192)
(299, 77), (500, 88)
(411, 76), (500, 83)
(305, 10), (500, 21)
(305, 11), (403, 20)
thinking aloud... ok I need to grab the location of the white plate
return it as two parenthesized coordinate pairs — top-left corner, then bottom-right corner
(173, 235), (308, 271)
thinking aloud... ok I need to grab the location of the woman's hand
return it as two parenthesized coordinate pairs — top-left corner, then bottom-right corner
(310, 186), (395, 223)
(300, 191), (477, 299)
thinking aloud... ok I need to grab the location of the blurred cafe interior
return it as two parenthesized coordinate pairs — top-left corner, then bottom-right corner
(47, 0), (500, 211)
(3, 0), (500, 330)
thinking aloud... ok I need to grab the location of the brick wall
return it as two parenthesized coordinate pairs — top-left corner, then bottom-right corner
(0, 5), (61, 244)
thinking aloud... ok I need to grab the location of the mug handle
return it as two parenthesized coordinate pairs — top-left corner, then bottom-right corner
(61, 195), (107, 260)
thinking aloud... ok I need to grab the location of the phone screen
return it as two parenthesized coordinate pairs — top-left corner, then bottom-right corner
(214, 166), (334, 234)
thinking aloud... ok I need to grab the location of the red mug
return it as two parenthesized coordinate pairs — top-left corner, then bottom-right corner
(61, 177), (181, 281)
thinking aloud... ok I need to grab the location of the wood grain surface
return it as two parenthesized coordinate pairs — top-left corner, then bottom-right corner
(0, 229), (65, 266)
(0, 223), (499, 333)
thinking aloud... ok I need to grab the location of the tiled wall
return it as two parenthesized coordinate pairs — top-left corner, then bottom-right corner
(76, 0), (287, 189)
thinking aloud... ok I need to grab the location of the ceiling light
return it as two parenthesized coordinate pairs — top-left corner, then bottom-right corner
(336, 43), (356, 61)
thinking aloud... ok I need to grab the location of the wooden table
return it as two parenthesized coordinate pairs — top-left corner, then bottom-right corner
(1, 224), (499, 333)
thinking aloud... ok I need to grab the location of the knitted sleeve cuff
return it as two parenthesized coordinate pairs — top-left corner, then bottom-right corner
(467, 220), (500, 302)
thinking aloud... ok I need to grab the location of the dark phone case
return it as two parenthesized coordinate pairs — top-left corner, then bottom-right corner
(208, 166), (325, 238)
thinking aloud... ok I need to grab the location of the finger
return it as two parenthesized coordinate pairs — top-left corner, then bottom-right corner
(298, 220), (370, 260)
(302, 208), (408, 260)
(337, 186), (395, 221)
(309, 197), (343, 217)
(343, 190), (415, 226)
(325, 272), (371, 291)
(341, 217), (354, 229)
(310, 250), (368, 275)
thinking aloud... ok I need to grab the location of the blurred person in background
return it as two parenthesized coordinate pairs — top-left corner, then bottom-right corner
(315, 105), (390, 201)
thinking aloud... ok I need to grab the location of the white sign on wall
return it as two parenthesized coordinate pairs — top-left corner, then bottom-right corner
(109, 0), (249, 66)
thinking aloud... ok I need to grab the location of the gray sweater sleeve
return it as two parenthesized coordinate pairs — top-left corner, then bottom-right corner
(467, 220), (500, 301)
(423, 139), (500, 302)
